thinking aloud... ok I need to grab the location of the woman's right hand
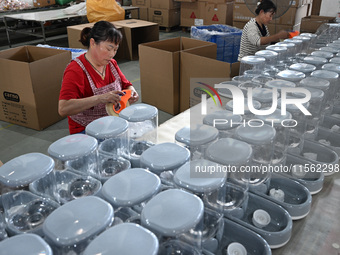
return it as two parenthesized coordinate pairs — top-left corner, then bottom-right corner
(99, 90), (124, 105)
(276, 30), (289, 40)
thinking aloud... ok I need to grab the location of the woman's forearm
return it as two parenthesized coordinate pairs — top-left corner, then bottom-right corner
(58, 96), (101, 117)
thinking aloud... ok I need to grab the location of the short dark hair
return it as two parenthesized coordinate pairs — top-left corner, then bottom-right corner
(255, 0), (277, 15)
(80, 21), (123, 48)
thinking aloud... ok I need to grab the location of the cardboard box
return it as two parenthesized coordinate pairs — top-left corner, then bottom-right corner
(204, 2), (234, 25)
(176, 0), (196, 3)
(33, 0), (55, 7)
(112, 19), (159, 60)
(300, 15), (336, 33)
(234, 0), (304, 7)
(130, 6), (148, 20)
(132, 0), (150, 7)
(0, 46), (71, 130)
(67, 23), (126, 60)
(150, 0), (180, 9)
(139, 37), (217, 114)
(233, 3), (254, 22)
(277, 5), (309, 26)
(149, 8), (180, 27)
(180, 47), (233, 111)
(180, 2), (204, 27)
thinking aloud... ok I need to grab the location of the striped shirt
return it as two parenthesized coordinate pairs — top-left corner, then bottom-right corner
(238, 18), (270, 61)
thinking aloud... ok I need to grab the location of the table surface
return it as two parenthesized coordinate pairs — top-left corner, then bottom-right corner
(157, 100), (340, 255)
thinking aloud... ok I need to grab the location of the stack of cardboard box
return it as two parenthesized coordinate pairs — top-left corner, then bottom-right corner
(148, 0), (181, 28)
(233, 0), (313, 34)
(180, 0), (234, 27)
(131, 0), (150, 20)
(131, 0), (181, 28)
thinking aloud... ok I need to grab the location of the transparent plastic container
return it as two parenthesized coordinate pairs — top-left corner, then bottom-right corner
(266, 45), (288, 63)
(290, 87), (324, 140)
(255, 109), (293, 166)
(255, 49), (279, 69)
(2, 190), (59, 236)
(278, 97), (309, 154)
(83, 223), (159, 255)
(175, 124), (219, 160)
(0, 233), (52, 255)
(275, 42), (296, 61)
(203, 110), (243, 138)
(239, 56), (266, 76)
(0, 153), (56, 197)
(234, 124), (275, 193)
(237, 81), (262, 95)
(205, 138), (252, 219)
(299, 77), (331, 115)
(43, 196), (114, 255)
(284, 38), (303, 54)
(173, 159), (226, 253)
(101, 168), (161, 220)
(293, 35), (311, 55)
(141, 189), (204, 253)
(217, 81), (241, 98)
(30, 170), (102, 205)
(48, 134), (98, 173)
(119, 103), (158, 144)
(264, 79), (296, 91)
(275, 70), (305, 84)
(300, 33), (318, 51)
(232, 75), (254, 83)
(289, 63), (316, 76)
(302, 55), (328, 69)
(252, 75), (274, 86)
(251, 87), (279, 108)
(140, 143), (190, 185)
(310, 70), (339, 97)
(311, 50), (334, 59)
(225, 99), (261, 121)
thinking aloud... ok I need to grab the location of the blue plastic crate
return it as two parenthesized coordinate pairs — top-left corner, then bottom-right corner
(191, 24), (242, 63)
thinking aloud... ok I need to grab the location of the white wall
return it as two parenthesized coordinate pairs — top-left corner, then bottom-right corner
(319, 0), (340, 17)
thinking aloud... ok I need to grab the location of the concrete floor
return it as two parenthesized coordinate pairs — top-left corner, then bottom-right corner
(0, 26), (190, 163)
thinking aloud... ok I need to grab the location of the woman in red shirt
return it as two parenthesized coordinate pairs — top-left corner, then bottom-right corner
(59, 21), (139, 134)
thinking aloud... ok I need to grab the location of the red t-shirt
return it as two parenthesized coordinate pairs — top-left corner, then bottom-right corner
(59, 54), (132, 134)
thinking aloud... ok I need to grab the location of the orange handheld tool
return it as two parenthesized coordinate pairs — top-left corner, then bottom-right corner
(288, 30), (299, 38)
(106, 89), (132, 116)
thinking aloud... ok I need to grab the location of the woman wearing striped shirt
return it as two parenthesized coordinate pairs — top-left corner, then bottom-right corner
(238, 0), (289, 61)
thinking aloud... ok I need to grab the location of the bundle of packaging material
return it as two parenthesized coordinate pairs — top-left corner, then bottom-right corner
(37, 44), (87, 59)
(191, 24), (242, 63)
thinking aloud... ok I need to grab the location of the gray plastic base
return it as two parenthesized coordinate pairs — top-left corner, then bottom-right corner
(224, 192), (292, 249)
(213, 218), (272, 255)
(311, 126), (340, 156)
(282, 154), (324, 195)
(251, 174), (312, 220)
(290, 139), (339, 176)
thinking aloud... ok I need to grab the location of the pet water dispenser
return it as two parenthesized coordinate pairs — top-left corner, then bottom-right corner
(311, 50), (334, 59)
(140, 143), (190, 186)
(119, 103), (158, 168)
(225, 99), (261, 121)
(275, 70), (306, 84)
(175, 124), (219, 160)
(255, 49), (279, 70)
(141, 189), (204, 254)
(48, 134), (98, 176)
(101, 168), (161, 223)
(239, 56), (266, 76)
(0, 233), (52, 255)
(43, 196), (114, 255)
(83, 223), (159, 255)
(303, 56), (328, 69)
(203, 110), (243, 138)
(250, 87), (279, 109)
(289, 63), (316, 76)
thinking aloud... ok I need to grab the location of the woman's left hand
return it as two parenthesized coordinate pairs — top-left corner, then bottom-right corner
(128, 89), (139, 104)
